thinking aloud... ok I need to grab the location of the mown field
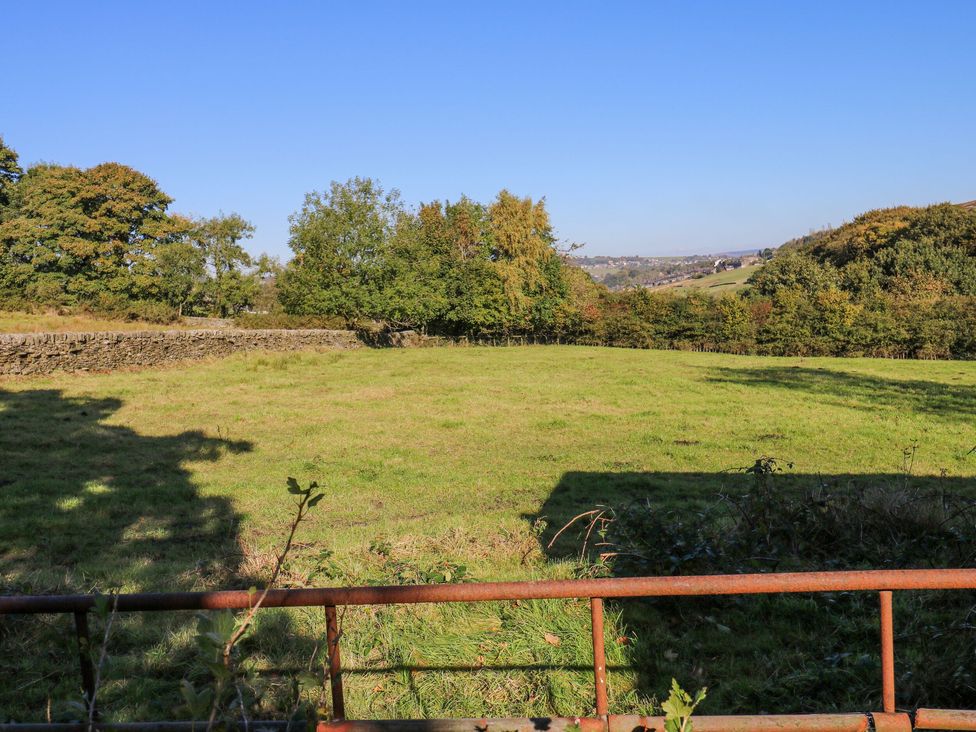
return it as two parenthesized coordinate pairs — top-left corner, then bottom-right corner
(2, 346), (975, 721)
(652, 264), (759, 294)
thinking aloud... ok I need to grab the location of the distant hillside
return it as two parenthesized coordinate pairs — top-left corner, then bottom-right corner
(777, 227), (835, 253)
(650, 262), (761, 294)
(779, 199), (975, 253)
(577, 199), (975, 297)
(573, 251), (768, 291)
(750, 201), (976, 298)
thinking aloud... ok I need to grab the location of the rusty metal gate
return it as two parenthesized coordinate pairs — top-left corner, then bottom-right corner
(2, 569), (976, 731)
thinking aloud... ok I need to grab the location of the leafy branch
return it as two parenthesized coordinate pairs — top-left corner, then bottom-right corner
(178, 477), (325, 731)
(662, 679), (707, 732)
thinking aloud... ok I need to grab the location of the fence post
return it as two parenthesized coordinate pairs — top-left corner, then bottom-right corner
(324, 605), (346, 720)
(72, 610), (97, 718)
(880, 590), (895, 713)
(590, 597), (609, 716)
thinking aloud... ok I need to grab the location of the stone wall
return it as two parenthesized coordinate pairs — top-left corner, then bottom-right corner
(0, 329), (369, 376)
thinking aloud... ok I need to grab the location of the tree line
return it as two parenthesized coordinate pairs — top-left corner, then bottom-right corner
(3, 133), (975, 359)
(274, 178), (976, 359)
(0, 136), (273, 321)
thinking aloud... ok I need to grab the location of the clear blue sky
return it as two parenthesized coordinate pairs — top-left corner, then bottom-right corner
(5, 1), (975, 258)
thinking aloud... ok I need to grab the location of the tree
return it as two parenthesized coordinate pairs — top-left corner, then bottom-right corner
(746, 250), (839, 298)
(373, 205), (450, 329)
(0, 135), (23, 211)
(487, 190), (561, 332)
(279, 177), (401, 320)
(716, 293), (753, 350)
(0, 162), (180, 305)
(251, 254), (284, 314)
(191, 214), (257, 316)
(153, 216), (206, 315)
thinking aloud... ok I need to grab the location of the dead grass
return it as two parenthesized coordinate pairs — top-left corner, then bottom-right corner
(0, 310), (195, 333)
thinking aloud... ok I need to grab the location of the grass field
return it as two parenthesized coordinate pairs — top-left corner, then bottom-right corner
(653, 264), (760, 293)
(2, 346), (975, 720)
(0, 311), (198, 333)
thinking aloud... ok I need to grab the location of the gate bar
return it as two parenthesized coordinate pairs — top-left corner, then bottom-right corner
(590, 597), (609, 716)
(5, 569), (976, 614)
(324, 605), (345, 720)
(880, 591), (895, 713)
(72, 611), (96, 718)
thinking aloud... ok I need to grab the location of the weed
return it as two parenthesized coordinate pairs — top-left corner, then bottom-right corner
(554, 450), (976, 710)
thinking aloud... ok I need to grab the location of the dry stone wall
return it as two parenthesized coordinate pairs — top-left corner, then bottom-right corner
(0, 329), (370, 375)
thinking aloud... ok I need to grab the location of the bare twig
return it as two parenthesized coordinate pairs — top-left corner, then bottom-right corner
(205, 480), (323, 732)
(234, 681), (249, 732)
(580, 509), (609, 560)
(546, 508), (602, 550)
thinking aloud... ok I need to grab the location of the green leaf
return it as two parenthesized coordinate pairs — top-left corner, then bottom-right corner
(661, 679), (706, 732)
(208, 609), (237, 642)
(179, 679), (198, 706)
(308, 493), (325, 507)
(286, 476), (303, 494)
(206, 660), (230, 680)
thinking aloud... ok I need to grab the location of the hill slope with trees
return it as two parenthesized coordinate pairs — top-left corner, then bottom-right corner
(275, 184), (976, 358)
(3, 132), (974, 358)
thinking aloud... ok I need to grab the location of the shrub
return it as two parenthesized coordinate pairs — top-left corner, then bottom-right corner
(555, 454), (976, 711)
(233, 312), (353, 330)
(88, 296), (180, 324)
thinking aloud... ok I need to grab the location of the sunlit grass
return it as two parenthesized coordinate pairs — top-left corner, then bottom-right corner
(652, 264), (759, 293)
(2, 346), (974, 720)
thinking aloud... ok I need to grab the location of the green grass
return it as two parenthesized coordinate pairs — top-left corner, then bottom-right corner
(2, 346), (975, 720)
(653, 264), (760, 293)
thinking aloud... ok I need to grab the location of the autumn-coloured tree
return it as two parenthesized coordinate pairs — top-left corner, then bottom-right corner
(0, 162), (181, 305)
(0, 135), (23, 211)
(0, 137), (270, 318)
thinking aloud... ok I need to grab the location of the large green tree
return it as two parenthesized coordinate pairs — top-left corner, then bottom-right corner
(191, 213), (257, 316)
(152, 215), (206, 315)
(0, 136), (270, 318)
(279, 177), (402, 320)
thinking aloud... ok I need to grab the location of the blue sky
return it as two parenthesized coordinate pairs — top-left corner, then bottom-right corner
(5, 1), (975, 258)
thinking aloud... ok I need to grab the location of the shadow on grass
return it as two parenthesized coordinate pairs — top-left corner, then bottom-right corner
(0, 388), (252, 720)
(705, 365), (976, 422)
(532, 469), (976, 715)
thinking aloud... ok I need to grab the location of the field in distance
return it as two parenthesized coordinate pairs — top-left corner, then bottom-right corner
(2, 346), (974, 720)
(650, 262), (760, 293)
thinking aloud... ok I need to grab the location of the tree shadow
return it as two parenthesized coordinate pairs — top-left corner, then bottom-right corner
(704, 365), (976, 423)
(531, 469), (976, 715)
(0, 388), (252, 720)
